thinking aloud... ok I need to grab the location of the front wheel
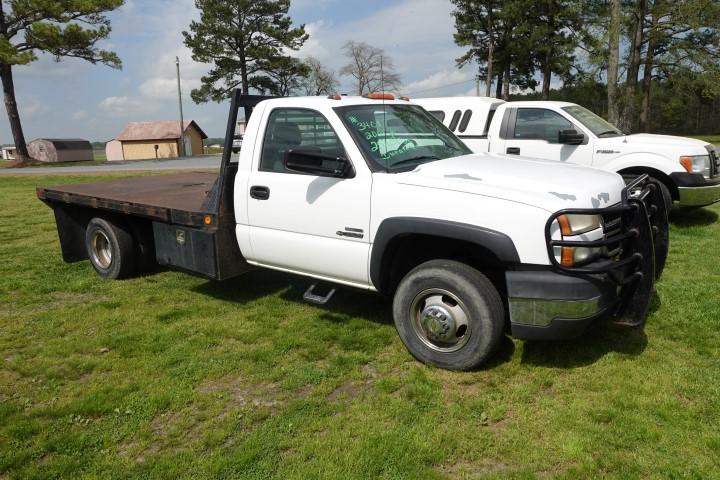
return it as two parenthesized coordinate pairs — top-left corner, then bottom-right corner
(392, 259), (505, 371)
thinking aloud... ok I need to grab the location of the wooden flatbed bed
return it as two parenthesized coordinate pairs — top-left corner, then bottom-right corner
(37, 172), (220, 227)
(35, 91), (263, 281)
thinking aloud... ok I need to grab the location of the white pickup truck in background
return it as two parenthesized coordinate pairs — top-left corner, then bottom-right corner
(415, 97), (720, 209)
(38, 93), (668, 371)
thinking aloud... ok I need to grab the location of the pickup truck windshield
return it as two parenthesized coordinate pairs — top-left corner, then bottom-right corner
(562, 105), (623, 138)
(336, 104), (471, 171)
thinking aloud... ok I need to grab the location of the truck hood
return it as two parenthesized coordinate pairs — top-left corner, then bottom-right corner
(394, 153), (625, 212)
(600, 133), (711, 152)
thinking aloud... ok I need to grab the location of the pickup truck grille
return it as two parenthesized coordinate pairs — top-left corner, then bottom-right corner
(707, 145), (719, 178)
(545, 175), (665, 278)
(602, 212), (623, 259)
(544, 175), (668, 327)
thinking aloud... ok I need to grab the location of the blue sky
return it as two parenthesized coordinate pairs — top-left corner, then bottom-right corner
(1, 0), (482, 144)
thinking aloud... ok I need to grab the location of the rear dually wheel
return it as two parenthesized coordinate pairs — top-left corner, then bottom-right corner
(85, 217), (137, 279)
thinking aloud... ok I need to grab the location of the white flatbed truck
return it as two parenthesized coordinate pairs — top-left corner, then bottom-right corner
(38, 92), (668, 370)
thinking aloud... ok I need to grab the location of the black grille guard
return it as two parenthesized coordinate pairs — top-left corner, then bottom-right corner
(544, 174), (670, 327)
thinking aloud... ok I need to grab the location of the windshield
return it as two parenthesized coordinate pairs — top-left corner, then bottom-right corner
(562, 105), (623, 137)
(335, 104), (471, 171)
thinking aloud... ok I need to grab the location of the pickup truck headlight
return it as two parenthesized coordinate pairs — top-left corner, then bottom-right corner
(553, 214), (604, 267)
(680, 155), (711, 178)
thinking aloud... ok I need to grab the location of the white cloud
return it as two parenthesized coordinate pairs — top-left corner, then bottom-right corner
(72, 110), (89, 120)
(138, 53), (203, 100)
(99, 96), (145, 115)
(403, 70), (474, 96)
(291, 0), (465, 94)
(20, 97), (48, 119)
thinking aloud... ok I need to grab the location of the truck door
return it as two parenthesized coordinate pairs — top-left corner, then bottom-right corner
(501, 107), (594, 166)
(245, 107), (371, 287)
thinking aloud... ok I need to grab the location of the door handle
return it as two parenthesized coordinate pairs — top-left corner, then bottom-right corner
(506, 147), (520, 155)
(250, 185), (270, 200)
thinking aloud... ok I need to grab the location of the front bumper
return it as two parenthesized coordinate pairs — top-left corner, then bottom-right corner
(507, 271), (618, 340)
(670, 172), (720, 207)
(507, 175), (668, 341)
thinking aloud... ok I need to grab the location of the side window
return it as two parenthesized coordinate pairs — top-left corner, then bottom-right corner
(448, 110), (462, 131)
(458, 109), (472, 133)
(482, 107), (498, 136)
(260, 108), (345, 173)
(514, 108), (573, 143)
(429, 110), (445, 123)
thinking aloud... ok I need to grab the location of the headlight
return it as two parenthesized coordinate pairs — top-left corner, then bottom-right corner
(553, 214), (604, 267)
(558, 214), (602, 235)
(680, 155), (711, 178)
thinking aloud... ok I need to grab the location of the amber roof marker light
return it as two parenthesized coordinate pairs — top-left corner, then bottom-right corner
(364, 92), (395, 100)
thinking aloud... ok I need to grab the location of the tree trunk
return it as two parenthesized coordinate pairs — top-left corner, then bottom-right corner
(485, 7), (494, 97)
(502, 63), (510, 101)
(541, 51), (552, 100)
(620, 0), (647, 132)
(0, 63), (31, 165)
(541, 8), (554, 101)
(639, 8), (659, 132)
(607, 0), (621, 125)
(240, 60), (249, 95)
(495, 71), (503, 98)
(486, 40), (494, 97)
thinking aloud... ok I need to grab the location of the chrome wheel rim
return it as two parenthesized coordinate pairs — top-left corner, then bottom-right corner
(410, 288), (471, 352)
(90, 230), (112, 269)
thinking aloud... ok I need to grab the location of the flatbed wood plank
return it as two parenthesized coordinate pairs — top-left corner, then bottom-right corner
(41, 172), (218, 214)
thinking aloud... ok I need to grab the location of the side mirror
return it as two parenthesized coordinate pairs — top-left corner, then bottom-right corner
(558, 129), (585, 145)
(284, 148), (354, 178)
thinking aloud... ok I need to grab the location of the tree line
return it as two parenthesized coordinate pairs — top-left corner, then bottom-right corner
(451, 0), (720, 133)
(3, 0), (718, 164)
(0, 0), (402, 164)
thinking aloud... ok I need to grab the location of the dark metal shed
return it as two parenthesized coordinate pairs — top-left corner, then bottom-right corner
(27, 139), (94, 163)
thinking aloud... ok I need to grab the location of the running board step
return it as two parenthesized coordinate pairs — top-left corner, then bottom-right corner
(303, 282), (336, 305)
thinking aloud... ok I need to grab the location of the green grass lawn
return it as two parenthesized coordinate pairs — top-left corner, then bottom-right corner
(689, 134), (720, 146)
(1, 174), (719, 479)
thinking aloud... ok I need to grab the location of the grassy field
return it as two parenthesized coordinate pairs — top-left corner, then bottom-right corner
(689, 134), (720, 146)
(1, 173), (719, 479)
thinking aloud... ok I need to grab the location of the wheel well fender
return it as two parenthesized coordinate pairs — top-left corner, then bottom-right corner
(370, 217), (520, 294)
(602, 153), (677, 176)
(617, 166), (678, 200)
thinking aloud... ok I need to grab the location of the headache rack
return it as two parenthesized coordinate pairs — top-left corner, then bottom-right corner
(543, 174), (669, 327)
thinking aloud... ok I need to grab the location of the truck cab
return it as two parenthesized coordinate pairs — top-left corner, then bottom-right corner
(415, 97), (720, 209)
(38, 92), (669, 371)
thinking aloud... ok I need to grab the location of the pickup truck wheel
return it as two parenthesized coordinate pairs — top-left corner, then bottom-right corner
(649, 177), (673, 217)
(85, 217), (137, 279)
(392, 260), (504, 371)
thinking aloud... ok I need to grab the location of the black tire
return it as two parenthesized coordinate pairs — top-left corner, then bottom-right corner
(648, 179), (670, 280)
(625, 175), (672, 218)
(649, 176), (673, 219)
(85, 217), (137, 279)
(392, 259), (505, 371)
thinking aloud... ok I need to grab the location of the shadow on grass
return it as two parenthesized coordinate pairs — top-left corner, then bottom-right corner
(669, 207), (718, 227)
(520, 324), (647, 369)
(192, 268), (392, 326)
(192, 269), (656, 369)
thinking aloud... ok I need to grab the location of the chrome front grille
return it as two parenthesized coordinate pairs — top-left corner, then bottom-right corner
(707, 145), (719, 178)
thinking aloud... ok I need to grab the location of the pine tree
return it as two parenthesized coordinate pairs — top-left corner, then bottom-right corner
(182, 0), (307, 102)
(0, 0), (123, 165)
